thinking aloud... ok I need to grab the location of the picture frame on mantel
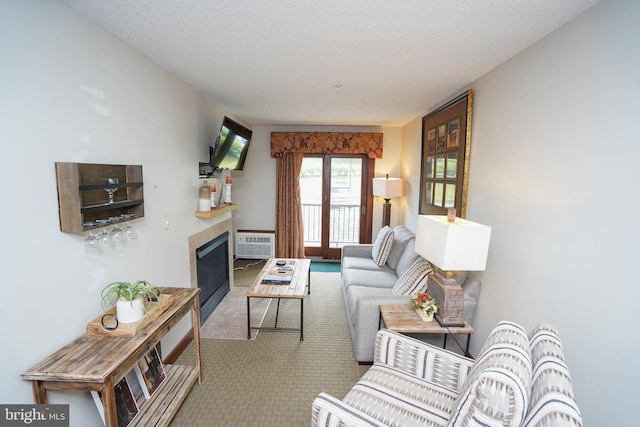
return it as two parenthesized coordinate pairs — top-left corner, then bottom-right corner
(419, 89), (473, 218)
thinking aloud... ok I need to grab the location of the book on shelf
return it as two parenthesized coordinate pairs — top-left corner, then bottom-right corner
(91, 376), (139, 427)
(133, 345), (167, 399)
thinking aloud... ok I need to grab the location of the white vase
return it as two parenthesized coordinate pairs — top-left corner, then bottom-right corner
(116, 297), (145, 323)
(415, 307), (434, 322)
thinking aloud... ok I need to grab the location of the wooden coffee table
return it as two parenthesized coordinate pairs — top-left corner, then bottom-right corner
(379, 303), (474, 356)
(246, 258), (311, 341)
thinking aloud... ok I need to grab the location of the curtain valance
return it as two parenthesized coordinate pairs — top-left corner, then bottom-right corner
(270, 132), (383, 159)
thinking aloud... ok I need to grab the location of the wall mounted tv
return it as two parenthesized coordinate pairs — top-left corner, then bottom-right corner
(209, 116), (253, 171)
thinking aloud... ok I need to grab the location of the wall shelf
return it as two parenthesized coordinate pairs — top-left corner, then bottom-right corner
(195, 203), (237, 219)
(55, 162), (144, 233)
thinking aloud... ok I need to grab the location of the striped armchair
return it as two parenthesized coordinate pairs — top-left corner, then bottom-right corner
(312, 321), (582, 427)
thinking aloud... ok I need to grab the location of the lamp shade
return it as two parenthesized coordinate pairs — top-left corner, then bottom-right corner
(415, 214), (491, 271)
(372, 176), (403, 199)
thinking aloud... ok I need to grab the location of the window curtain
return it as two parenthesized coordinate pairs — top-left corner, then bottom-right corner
(272, 132), (382, 259)
(275, 152), (305, 258)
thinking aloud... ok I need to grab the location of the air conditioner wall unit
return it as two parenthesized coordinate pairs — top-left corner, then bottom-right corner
(235, 231), (275, 259)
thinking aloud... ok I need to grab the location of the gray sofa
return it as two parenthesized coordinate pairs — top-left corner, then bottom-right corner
(313, 322), (583, 426)
(341, 225), (481, 362)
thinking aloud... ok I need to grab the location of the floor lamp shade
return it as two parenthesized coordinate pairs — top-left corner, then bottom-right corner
(372, 176), (403, 200)
(415, 214), (491, 326)
(372, 176), (403, 227)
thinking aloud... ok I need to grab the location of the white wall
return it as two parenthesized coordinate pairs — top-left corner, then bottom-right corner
(402, 1), (639, 424)
(231, 125), (404, 239)
(0, 2), (235, 425)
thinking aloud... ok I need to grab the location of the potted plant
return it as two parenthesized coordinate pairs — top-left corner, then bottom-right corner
(411, 292), (439, 322)
(101, 280), (160, 324)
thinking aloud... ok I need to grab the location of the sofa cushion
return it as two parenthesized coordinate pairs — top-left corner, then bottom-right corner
(395, 239), (421, 278)
(372, 226), (394, 266)
(343, 364), (459, 426)
(524, 323), (582, 427)
(312, 393), (386, 427)
(461, 274), (480, 324)
(386, 225), (416, 270)
(392, 257), (433, 296)
(449, 321), (532, 427)
(341, 255), (383, 271)
(342, 267), (398, 292)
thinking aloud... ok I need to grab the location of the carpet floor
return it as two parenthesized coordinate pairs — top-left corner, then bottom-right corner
(169, 269), (369, 427)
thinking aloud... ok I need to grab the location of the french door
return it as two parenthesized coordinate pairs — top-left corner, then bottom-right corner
(300, 154), (374, 259)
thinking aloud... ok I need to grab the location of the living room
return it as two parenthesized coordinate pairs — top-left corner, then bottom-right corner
(1, 1), (637, 426)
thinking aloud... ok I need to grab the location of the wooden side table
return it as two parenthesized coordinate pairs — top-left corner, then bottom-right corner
(379, 303), (474, 357)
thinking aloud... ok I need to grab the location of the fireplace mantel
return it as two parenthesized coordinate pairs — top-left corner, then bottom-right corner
(195, 203), (237, 219)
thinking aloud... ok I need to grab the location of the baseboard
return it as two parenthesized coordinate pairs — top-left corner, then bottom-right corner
(163, 328), (194, 364)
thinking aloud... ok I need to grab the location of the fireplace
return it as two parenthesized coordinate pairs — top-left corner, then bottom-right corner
(188, 218), (235, 326)
(196, 231), (230, 324)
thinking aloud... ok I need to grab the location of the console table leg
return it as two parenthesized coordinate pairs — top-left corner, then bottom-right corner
(32, 382), (47, 404)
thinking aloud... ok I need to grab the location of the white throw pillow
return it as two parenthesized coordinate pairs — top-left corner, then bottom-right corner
(392, 257), (433, 295)
(371, 226), (394, 266)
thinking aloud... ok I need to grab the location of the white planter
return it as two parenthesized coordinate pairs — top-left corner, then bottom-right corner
(415, 307), (434, 322)
(116, 297), (145, 323)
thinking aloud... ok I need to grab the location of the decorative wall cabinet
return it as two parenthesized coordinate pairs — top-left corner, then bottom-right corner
(55, 162), (144, 233)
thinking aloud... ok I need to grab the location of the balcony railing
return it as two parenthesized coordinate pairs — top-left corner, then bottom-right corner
(302, 203), (360, 247)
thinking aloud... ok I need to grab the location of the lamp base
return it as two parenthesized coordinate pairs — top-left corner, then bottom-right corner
(427, 270), (466, 327)
(382, 199), (391, 227)
(435, 314), (466, 328)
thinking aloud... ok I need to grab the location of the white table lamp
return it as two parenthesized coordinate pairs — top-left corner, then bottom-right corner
(415, 209), (491, 326)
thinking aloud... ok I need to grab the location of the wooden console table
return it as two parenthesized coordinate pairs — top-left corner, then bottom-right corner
(21, 287), (201, 427)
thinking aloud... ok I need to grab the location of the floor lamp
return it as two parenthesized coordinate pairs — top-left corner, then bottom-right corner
(372, 174), (403, 227)
(415, 209), (491, 326)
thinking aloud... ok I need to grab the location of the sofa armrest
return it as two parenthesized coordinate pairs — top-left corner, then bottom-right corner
(374, 329), (475, 392)
(349, 293), (411, 362)
(312, 392), (385, 427)
(342, 244), (374, 260)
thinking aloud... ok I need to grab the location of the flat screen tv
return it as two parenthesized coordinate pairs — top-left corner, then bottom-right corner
(210, 116), (253, 170)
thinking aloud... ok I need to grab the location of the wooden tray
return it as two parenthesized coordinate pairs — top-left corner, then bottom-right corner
(87, 294), (173, 337)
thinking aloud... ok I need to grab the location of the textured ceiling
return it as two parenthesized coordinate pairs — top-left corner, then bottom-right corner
(64, 0), (598, 126)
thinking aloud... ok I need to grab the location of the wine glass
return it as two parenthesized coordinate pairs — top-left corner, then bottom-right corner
(84, 230), (101, 254)
(110, 223), (125, 245)
(124, 221), (137, 241)
(103, 178), (119, 204)
(98, 227), (113, 249)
